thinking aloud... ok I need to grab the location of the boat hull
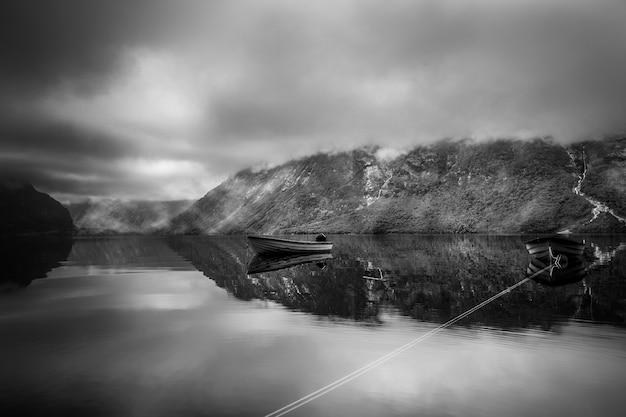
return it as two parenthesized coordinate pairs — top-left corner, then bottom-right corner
(524, 236), (588, 286)
(525, 236), (586, 257)
(247, 235), (333, 255)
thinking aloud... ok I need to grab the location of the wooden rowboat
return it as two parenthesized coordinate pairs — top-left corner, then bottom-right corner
(247, 235), (333, 255)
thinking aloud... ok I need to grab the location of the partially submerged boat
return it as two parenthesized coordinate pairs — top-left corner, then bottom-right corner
(247, 234), (333, 255)
(524, 236), (590, 286)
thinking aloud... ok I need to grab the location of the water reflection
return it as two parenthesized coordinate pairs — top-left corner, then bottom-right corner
(67, 236), (192, 270)
(166, 234), (626, 329)
(4, 235), (622, 327)
(247, 252), (332, 274)
(0, 236), (73, 291)
(1, 234), (625, 417)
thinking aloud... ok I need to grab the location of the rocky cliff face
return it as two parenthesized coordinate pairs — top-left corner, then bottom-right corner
(169, 137), (626, 234)
(565, 137), (626, 233)
(0, 181), (74, 235)
(66, 199), (193, 234)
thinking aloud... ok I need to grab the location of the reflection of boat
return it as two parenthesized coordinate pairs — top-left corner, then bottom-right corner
(525, 236), (589, 286)
(527, 254), (587, 286)
(247, 252), (333, 274)
(247, 235), (333, 254)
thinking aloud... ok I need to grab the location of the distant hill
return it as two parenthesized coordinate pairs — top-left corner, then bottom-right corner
(168, 137), (626, 234)
(65, 199), (193, 234)
(0, 181), (74, 235)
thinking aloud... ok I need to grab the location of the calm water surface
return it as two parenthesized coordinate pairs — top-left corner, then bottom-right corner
(1, 235), (625, 417)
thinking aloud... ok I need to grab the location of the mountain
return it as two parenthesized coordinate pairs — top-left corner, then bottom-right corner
(0, 181), (74, 235)
(565, 137), (626, 233)
(65, 199), (193, 234)
(168, 137), (626, 234)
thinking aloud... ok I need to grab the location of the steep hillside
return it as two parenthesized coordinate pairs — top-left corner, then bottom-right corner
(66, 199), (193, 234)
(168, 138), (626, 234)
(0, 181), (74, 235)
(565, 137), (626, 233)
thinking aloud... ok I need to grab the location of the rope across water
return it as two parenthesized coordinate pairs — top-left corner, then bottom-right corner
(263, 264), (551, 417)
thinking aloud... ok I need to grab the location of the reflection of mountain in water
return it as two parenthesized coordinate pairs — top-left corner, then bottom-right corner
(582, 237), (626, 323)
(0, 236), (73, 291)
(67, 236), (191, 269)
(167, 235), (626, 328)
(166, 236), (374, 319)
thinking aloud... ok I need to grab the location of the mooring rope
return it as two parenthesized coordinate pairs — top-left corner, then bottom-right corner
(263, 264), (551, 417)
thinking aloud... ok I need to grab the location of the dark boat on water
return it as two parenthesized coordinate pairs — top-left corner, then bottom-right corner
(525, 236), (586, 258)
(524, 236), (591, 286)
(247, 234), (333, 255)
(247, 252), (333, 274)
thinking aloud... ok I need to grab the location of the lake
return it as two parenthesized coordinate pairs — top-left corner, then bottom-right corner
(1, 234), (625, 417)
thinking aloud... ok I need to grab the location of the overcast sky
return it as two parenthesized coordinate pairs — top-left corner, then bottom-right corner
(2, 0), (626, 202)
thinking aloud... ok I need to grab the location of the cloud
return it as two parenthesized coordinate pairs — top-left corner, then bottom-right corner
(200, 0), (626, 145)
(2, 0), (626, 201)
(0, 0), (213, 97)
(0, 107), (220, 201)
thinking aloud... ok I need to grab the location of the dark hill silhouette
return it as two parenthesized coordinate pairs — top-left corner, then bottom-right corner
(0, 181), (74, 235)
